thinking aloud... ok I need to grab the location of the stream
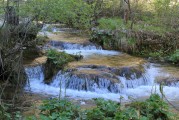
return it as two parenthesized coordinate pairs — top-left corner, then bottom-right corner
(24, 24), (179, 103)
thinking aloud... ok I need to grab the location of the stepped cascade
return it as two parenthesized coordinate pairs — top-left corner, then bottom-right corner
(25, 25), (179, 101)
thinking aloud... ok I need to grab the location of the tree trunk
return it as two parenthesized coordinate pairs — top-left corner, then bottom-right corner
(5, 6), (19, 25)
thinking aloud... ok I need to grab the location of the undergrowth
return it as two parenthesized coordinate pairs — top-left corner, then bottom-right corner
(168, 49), (179, 64)
(97, 17), (169, 35)
(24, 94), (178, 120)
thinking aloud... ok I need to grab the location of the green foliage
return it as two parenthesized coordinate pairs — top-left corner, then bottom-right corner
(26, 94), (177, 120)
(127, 37), (136, 45)
(14, 111), (23, 120)
(39, 98), (80, 120)
(25, 116), (37, 120)
(0, 104), (11, 120)
(87, 108), (105, 120)
(133, 23), (169, 35)
(21, 0), (93, 30)
(136, 49), (166, 59)
(85, 98), (119, 119)
(36, 36), (48, 46)
(130, 94), (171, 120)
(93, 98), (118, 117)
(97, 17), (169, 35)
(98, 18), (125, 30)
(47, 49), (75, 69)
(168, 49), (179, 63)
(148, 51), (163, 58)
(0, 104), (23, 120)
(115, 107), (138, 120)
(90, 29), (120, 50)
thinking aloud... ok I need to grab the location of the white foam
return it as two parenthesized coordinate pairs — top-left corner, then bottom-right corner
(25, 78), (179, 102)
(27, 24), (179, 102)
(61, 49), (120, 57)
(25, 64), (179, 102)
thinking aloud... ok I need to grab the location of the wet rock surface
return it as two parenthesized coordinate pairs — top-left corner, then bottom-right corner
(25, 24), (148, 94)
(155, 65), (179, 86)
(24, 24), (179, 102)
(156, 76), (179, 86)
(66, 54), (146, 83)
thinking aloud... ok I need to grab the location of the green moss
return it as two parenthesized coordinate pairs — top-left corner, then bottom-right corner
(47, 49), (83, 69)
(47, 49), (74, 69)
(45, 49), (83, 83)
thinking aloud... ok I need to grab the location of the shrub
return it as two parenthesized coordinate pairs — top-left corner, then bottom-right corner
(22, 0), (93, 30)
(0, 104), (11, 120)
(47, 49), (76, 69)
(0, 104), (23, 120)
(90, 29), (120, 50)
(36, 36), (48, 46)
(25, 94), (177, 120)
(39, 98), (80, 120)
(94, 98), (118, 117)
(129, 94), (171, 120)
(86, 108), (105, 120)
(97, 18), (125, 30)
(169, 49), (179, 63)
(114, 107), (138, 120)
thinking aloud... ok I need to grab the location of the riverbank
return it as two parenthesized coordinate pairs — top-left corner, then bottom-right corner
(19, 23), (179, 119)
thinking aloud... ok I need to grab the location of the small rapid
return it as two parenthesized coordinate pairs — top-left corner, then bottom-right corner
(25, 24), (179, 102)
(44, 40), (120, 58)
(25, 63), (179, 101)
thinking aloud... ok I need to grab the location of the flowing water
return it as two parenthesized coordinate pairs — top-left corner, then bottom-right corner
(25, 25), (179, 102)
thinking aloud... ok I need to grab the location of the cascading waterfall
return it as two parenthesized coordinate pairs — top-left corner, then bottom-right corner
(170, 81), (179, 87)
(25, 65), (126, 100)
(119, 64), (158, 89)
(44, 40), (102, 50)
(50, 71), (122, 93)
(25, 65), (44, 83)
(25, 63), (179, 101)
(25, 57), (179, 101)
(25, 25), (179, 101)
(44, 40), (120, 58)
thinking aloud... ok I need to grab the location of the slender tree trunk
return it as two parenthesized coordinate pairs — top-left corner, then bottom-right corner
(5, 6), (19, 25)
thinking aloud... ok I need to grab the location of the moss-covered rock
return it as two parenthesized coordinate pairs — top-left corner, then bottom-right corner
(44, 49), (83, 83)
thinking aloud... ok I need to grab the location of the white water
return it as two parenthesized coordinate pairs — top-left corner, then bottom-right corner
(25, 44), (179, 102)
(44, 40), (120, 58)
(38, 24), (80, 36)
(25, 24), (179, 102)
(25, 64), (179, 101)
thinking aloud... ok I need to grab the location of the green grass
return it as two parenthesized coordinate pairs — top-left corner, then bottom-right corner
(97, 18), (125, 30)
(97, 17), (171, 35)
(133, 23), (169, 35)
